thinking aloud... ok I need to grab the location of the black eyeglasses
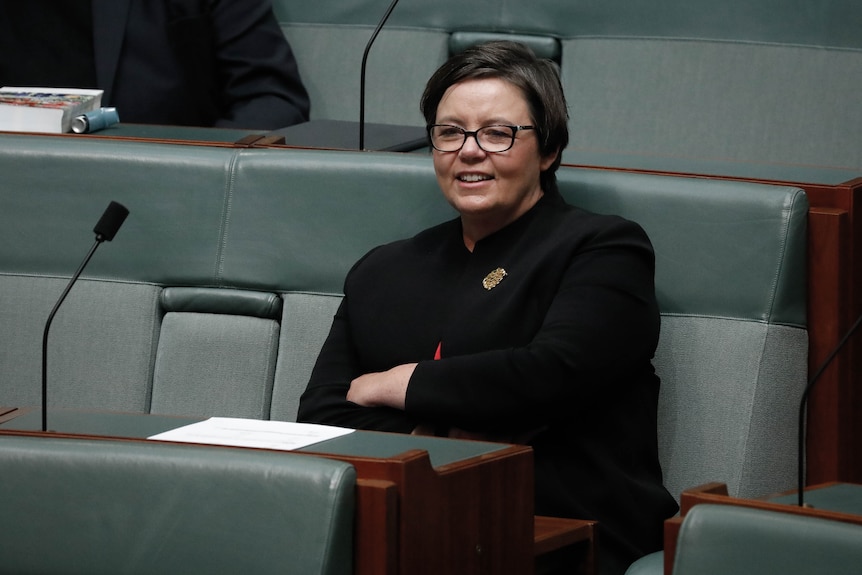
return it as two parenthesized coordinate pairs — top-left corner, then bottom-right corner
(427, 124), (535, 153)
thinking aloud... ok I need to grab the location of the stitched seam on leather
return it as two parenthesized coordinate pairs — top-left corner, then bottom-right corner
(215, 151), (241, 285)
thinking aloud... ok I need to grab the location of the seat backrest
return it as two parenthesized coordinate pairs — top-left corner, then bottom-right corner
(0, 136), (808, 502)
(0, 435), (355, 575)
(673, 504), (862, 575)
(558, 168), (809, 501)
(150, 287), (284, 419)
(273, 0), (862, 172)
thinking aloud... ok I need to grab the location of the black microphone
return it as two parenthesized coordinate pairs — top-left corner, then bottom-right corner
(797, 311), (862, 506)
(41, 201), (129, 431)
(359, 0), (401, 151)
(93, 201), (130, 241)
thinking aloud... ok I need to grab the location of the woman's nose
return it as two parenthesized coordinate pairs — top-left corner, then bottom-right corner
(459, 132), (486, 157)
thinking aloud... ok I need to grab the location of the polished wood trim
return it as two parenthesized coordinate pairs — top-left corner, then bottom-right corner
(804, 208), (851, 483)
(533, 516), (594, 556)
(679, 482), (862, 525)
(355, 479), (399, 575)
(302, 444), (536, 575)
(534, 515), (596, 575)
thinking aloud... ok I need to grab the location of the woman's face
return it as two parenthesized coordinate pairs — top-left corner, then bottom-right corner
(432, 77), (556, 240)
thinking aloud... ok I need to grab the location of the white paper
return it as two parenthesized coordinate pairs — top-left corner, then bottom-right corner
(148, 417), (354, 451)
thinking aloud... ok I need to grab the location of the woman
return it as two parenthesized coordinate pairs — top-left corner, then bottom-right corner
(298, 41), (677, 575)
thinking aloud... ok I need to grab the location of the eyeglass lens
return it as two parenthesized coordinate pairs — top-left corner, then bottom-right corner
(430, 125), (516, 152)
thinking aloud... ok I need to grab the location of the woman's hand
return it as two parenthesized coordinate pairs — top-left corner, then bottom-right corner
(347, 363), (417, 410)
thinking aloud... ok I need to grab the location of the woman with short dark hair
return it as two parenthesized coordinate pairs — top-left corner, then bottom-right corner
(299, 41), (677, 575)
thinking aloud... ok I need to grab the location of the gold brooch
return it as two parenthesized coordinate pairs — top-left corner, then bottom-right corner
(482, 267), (507, 290)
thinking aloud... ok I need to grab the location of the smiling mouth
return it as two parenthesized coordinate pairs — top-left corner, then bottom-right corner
(457, 174), (493, 183)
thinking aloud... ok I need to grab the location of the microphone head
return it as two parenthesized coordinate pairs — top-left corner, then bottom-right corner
(93, 201), (129, 241)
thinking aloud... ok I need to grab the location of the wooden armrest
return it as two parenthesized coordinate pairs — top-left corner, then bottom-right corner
(535, 516), (597, 575)
(680, 482), (730, 514)
(534, 515), (595, 556)
(683, 482), (730, 496)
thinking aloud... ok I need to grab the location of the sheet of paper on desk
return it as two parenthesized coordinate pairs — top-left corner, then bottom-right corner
(148, 417), (354, 450)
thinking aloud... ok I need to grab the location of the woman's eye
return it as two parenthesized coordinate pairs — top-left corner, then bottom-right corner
(482, 129), (509, 141)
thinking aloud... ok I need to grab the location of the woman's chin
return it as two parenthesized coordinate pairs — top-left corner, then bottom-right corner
(448, 193), (495, 215)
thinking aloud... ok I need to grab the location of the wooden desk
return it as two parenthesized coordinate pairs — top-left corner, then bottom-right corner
(662, 482), (862, 575)
(34, 121), (428, 153)
(0, 407), (594, 575)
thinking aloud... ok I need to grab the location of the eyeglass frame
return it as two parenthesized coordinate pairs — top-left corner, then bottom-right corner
(427, 124), (536, 153)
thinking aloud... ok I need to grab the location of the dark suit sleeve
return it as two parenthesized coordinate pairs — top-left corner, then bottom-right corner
(208, 0), (309, 129)
(297, 296), (419, 432)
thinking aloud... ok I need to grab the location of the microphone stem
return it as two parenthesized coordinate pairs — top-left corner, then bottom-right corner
(41, 238), (104, 432)
(359, 0), (400, 151)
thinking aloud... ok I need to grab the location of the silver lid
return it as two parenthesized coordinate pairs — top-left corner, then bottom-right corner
(71, 115), (89, 134)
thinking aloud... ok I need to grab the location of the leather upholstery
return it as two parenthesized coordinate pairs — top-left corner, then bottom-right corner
(0, 435), (355, 575)
(273, 0), (862, 171)
(161, 286), (284, 319)
(672, 504), (862, 575)
(0, 134), (807, 503)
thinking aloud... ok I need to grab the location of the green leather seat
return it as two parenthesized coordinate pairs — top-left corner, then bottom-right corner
(0, 435), (355, 575)
(672, 504), (862, 575)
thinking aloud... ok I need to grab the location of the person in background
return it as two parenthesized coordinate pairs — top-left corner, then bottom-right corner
(298, 40), (678, 575)
(0, 0), (309, 129)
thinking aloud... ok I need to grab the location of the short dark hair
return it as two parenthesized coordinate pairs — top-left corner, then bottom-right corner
(420, 41), (569, 194)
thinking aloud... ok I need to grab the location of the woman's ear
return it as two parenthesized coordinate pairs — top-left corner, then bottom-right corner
(540, 148), (560, 172)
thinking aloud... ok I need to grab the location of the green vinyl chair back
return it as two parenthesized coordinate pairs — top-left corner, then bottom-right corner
(0, 435), (356, 575)
(672, 504), (862, 575)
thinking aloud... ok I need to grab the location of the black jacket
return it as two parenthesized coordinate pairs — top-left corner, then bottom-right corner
(299, 192), (678, 573)
(92, 0), (309, 129)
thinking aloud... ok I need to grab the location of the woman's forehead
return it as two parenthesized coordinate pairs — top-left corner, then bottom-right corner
(436, 78), (530, 123)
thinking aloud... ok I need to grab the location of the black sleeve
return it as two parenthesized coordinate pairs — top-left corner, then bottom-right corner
(297, 296), (419, 432)
(208, 0), (310, 129)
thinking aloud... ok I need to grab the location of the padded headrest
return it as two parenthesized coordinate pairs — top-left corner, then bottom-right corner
(449, 32), (561, 62)
(161, 287), (283, 319)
